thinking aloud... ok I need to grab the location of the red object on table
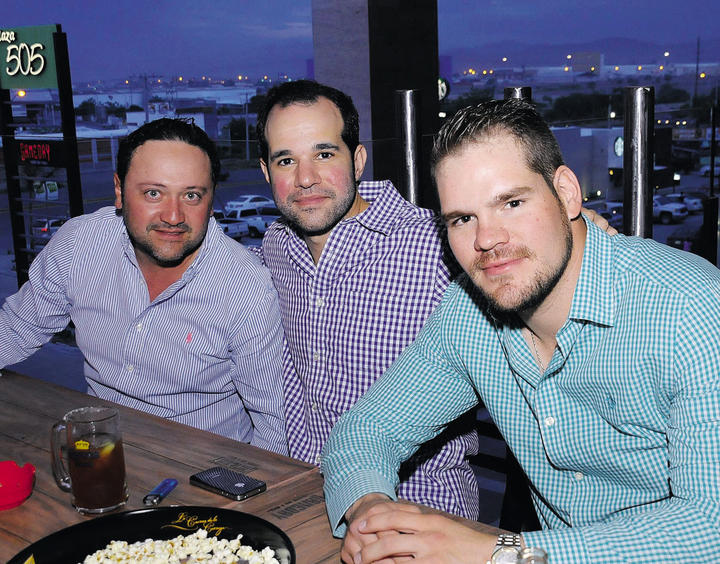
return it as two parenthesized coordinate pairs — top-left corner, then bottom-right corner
(0, 461), (36, 510)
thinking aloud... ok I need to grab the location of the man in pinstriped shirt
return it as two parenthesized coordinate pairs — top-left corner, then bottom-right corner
(323, 99), (720, 563)
(0, 119), (287, 453)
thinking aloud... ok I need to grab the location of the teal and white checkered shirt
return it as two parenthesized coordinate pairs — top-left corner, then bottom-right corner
(322, 218), (720, 562)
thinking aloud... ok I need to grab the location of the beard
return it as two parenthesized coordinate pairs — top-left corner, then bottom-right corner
(122, 209), (207, 268)
(279, 185), (357, 237)
(470, 211), (573, 316)
(273, 162), (358, 237)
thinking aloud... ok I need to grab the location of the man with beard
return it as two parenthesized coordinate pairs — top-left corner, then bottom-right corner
(321, 99), (720, 563)
(0, 118), (287, 453)
(255, 80), (481, 520)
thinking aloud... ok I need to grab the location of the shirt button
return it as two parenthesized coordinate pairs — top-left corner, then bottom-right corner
(315, 297), (325, 308)
(544, 416), (555, 427)
(135, 323), (143, 331)
(126, 364), (134, 372)
(313, 351), (321, 361)
(315, 455), (321, 465)
(311, 403), (319, 412)
(574, 472), (584, 481)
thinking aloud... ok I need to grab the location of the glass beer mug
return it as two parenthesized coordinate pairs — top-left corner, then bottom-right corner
(51, 407), (128, 513)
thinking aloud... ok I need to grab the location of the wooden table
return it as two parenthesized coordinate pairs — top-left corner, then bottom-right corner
(0, 370), (502, 563)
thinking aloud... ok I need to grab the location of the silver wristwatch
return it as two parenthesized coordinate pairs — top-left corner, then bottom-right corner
(489, 533), (522, 564)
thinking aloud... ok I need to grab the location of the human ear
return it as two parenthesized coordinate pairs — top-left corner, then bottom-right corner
(553, 166), (582, 220)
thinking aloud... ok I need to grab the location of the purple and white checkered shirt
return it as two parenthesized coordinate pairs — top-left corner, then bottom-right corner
(259, 180), (479, 519)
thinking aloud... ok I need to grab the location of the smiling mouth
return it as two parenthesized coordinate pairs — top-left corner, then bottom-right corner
(294, 195), (329, 207)
(152, 227), (188, 239)
(481, 257), (524, 275)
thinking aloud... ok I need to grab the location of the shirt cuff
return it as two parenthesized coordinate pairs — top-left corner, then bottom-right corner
(522, 526), (589, 563)
(324, 468), (398, 537)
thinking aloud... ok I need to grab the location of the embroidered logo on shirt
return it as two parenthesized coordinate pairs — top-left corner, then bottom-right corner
(186, 332), (192, 344)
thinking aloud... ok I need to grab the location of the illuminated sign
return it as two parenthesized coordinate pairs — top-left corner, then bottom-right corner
(20, 141), (51, 162)
(0, 25), (59, 89)
(12, 139), (66, 166)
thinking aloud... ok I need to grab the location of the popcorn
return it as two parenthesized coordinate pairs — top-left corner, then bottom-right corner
(81, 528), (279, 563)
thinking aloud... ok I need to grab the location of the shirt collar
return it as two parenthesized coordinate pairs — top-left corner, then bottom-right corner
(567, 215), (616, 327)
(352, 180), (414, 236)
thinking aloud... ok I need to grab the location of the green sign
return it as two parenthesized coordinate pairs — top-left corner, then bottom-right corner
(0, 25), (59, 89)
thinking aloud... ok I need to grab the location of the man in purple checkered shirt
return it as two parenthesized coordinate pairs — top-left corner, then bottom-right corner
(253, 80), (480, 520)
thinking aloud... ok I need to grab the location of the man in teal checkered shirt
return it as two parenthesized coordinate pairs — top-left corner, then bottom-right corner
(321, 99), (720, 563)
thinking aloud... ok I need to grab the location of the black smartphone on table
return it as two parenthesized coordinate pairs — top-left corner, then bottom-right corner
(189, 466), (267, 501)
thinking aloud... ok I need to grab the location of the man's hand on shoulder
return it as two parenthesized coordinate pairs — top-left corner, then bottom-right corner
(581, 206), (618, 235)
(343, 495), (496, 563)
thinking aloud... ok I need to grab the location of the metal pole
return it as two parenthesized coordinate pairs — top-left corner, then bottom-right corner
(53, 30), (84, 219)
(394, 89), (421, 205)
(504, 87), (532, 101)
(245, 93), (250, 160)
(622, 87), (654, 238)
(710, 104), (717, 197)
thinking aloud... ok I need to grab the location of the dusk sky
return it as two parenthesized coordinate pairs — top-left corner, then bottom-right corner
(2, 1), (718, 83)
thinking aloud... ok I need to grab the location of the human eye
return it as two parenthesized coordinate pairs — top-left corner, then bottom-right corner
(276, 157), (294, 167)
(447, 215), (473, 227)
(185, 191), (203, 203)
(504, 199), (523, 209)
(144, 189), (161, 200)
(316, 151), (334, 160)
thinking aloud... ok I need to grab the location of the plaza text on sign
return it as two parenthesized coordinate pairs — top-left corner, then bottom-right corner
(0, 25), (59, 90)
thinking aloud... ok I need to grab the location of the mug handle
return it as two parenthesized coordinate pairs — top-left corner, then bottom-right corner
(50, 421), (72, 492)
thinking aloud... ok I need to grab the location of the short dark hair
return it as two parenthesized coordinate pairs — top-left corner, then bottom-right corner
(431, 99), (564, 191)
(256, 80), (359, 163)
(116, 118), (221, 189)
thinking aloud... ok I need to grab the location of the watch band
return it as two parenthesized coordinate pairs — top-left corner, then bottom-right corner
(489, 533), (522, 564)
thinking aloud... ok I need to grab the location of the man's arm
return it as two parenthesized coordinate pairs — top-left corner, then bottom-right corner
(229, 282), (288, 455)
(0, 225), (75, 368)
(321, 286), (480, 536)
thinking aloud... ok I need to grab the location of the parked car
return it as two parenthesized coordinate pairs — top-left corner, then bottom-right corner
(653, 195), (688, 225)
(605, 201), (623, 214)
(699, 164), (720, 177)
(582, 200), (607, 213)
(216, 218), (249, 240)
(229, 206), (282, 237)
(223, 195), (273, 215)
(665, 193), (703, 213)
(666, 225), (702, 254)
(30, 217), (67, 249)
(248, 206), (282, 238)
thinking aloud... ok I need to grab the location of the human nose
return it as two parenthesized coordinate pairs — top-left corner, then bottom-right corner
(474, 220), (509, 252)
(160, 196), (185, 225)
(295, 159), (321, 189)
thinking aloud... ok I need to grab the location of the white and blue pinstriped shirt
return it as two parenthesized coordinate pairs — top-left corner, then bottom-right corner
(323, 218), (720, 561)
(0, 207), (287, 454)
(258, 181), (479, 519)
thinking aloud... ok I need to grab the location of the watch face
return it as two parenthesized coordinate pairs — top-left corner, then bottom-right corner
(491, 546), (521, 564)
